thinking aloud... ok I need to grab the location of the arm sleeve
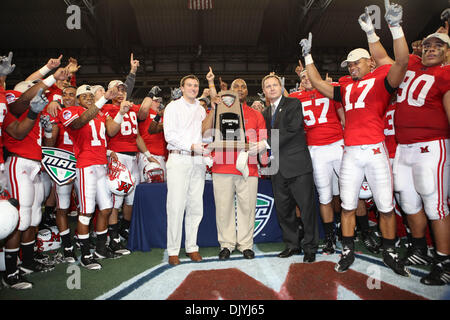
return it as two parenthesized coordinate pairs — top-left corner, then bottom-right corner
(124, 73), (136, 98)
(333, 86), (342, 103)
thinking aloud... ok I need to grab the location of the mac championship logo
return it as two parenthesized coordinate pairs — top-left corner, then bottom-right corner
(41, 147), (77, 186)
(254, 193), (274, 237)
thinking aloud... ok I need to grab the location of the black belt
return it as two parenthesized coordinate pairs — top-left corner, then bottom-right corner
(117, 151), (137, 157)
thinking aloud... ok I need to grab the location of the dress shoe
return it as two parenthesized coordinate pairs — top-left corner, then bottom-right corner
(303, 252), (316, 263)
(243, 249), (255, 260)
(186, 251), (202, 262)
(168, 256), (180, 266)
(278, 248), (301, 258)
(218, 248), (231, 260)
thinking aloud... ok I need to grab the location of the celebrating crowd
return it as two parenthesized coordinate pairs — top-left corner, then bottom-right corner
(0, 0), (449, 291)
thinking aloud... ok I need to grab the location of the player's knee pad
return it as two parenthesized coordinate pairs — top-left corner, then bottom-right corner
(412, 165), (435, 196)
(18, 207), (32, 231)
(78, 214), (92, 226)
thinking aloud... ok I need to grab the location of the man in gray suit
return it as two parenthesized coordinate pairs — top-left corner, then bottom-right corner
(261, 74), (318, 262)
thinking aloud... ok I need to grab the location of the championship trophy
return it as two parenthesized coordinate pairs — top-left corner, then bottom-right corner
(208, 90), (248, 151)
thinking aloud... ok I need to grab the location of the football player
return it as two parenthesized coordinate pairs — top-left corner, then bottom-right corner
(137, 86), (167, 184)
(102, 80), (156, 254)
(2, 67), (72, 289)
(289, 69), (344, 255)
(363, 24), (450, 284)
(59, 84), (125, 270)
(300, 0), (410, 276)
(42, 85), (78, 263)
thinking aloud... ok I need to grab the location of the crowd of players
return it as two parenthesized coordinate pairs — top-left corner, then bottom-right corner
(0, 0), (449, 291)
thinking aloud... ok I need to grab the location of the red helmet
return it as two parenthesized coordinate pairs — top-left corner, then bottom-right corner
(107, 159), (135, 196)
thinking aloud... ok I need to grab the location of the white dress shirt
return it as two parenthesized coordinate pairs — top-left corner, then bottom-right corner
(271, 94), (283, 116)
(163, 96), (206, 152)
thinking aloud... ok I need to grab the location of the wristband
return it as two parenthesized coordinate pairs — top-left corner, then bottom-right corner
(367, 32), (380, 43)
(208, 83), (215, 88)
(153, 115), (161, 123)
(389, 26), (404, 40)
(44, 131), (53, 139)
(114, 112), (124, 125)
(27, 110), (38, 120)
(304, 54), (314, 65)
(144, 151), (151, 158)
(39, 65), (51, 76)
(106, 150), (113, 157)
(95, 96), (108, 109)
(42, 75), (56, 88)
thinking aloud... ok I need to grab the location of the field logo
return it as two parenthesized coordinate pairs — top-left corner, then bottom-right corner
(42, 147), (77, 186)
(254, 193), (274, 237)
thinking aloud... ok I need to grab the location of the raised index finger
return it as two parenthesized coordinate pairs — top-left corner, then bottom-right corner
(384, 0), (390, 9)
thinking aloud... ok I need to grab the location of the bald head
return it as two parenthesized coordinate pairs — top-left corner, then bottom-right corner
(231, 78), (248, 103)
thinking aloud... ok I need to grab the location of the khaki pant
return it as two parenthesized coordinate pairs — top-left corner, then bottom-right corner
(212, 173), (258, 252)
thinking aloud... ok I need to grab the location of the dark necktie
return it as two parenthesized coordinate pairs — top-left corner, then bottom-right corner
(271, 104), (279, 128)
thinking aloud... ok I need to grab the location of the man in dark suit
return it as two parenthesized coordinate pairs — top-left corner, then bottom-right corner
(261, 74), (318, 262)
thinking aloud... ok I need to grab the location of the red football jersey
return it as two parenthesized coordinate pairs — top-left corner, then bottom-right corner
(394, 54), (450, 144)
(42, 107), (74, 153)
(289, 88), (344, 146)
(384, 101), (397, 159)
(60, 106), (109, 168)
(212, 103), (267, 177)
(102, 104), (139, 153)
(338, 64), (392, 146)
(46, 85), (63, 103)
(138, 107), (167, 157)
(0, 85), (8, 163)
(2, 108), (43, 161)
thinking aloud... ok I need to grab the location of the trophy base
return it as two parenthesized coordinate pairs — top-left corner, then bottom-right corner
(207, 141), (249, 151)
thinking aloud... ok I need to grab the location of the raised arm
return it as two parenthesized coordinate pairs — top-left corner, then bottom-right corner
(10, 67), (71, 118)
(359, 1), (409, 88)
(105, 100), (133, 137)
(25, 55), (62, 82)
(206, 67), (218, 99)
(300, 33), (335, 99)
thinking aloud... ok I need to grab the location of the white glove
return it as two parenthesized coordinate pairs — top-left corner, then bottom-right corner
(0, 52), (15, 77)
(358, 7), (379, 43)
(30, 89), (49, 113)
(299, 32), (312, 57)
(384, 0), (403, 27)
(40, 114), (53, 133)
(441, 8), (450, 21)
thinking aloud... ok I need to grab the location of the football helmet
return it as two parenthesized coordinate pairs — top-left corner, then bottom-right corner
(35, 226), (61, 252)
(143, 162), (164, 183)
(107, 159), (135, 196)
(359, 181), (373, 200)
(0, 189), (19, 240)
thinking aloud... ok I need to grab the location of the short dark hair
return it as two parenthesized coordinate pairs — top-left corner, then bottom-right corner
(180, 75), (200, 87)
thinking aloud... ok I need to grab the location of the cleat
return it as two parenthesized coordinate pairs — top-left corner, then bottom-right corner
(401, 247), (433, 266)
(420, 260), (450, 286)
(361, 230), (381, 254)
(322, 233), (336, 255)
(63, 246), (77, 263)
(383, 248), (410, 277)
(119, 228), (129, 241)
(2, 270), (33, 290)
(80, 254), (102, 270)
(94, 246), (121, 260)
(108, 238), (131, 256)
(335, 246), (355, 273)
(34, 251), (52, 265)
(19, 260), (55, 275)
